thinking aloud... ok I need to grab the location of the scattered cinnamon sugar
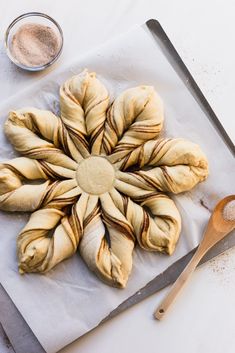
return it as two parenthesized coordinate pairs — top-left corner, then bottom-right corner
(209, 252), (229, 275)
(10, 23), (61, 67)
(223, 200), (235, 221)
(208, 249), (235, 286)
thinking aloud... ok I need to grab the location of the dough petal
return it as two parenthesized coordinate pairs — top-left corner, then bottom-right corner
(109, 188), (181, 255)
(18, 210), (72, 273)
(102, 86), (163, 155)
(60, 70), (109, 155)
(115, 138), (208, 193)
(0, 157), (75, 183)
(39, 179), (81, 209)
(5, 108), (81, 168)
(18, 194), (88, 273)
(0, 177), (80, 212)
(79, 194), (135, 288)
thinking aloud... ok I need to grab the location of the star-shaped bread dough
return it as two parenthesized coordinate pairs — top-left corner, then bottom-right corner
(0, 70), (208, 288)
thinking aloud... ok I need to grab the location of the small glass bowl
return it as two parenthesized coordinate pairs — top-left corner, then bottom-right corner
(5, 12), (63, 72)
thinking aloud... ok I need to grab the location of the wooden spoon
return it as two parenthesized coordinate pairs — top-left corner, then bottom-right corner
(155, 195), (235, 320)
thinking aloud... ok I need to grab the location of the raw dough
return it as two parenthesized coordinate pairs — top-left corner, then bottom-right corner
(76, 156), (115, 194)
(0, 70), (208, 288)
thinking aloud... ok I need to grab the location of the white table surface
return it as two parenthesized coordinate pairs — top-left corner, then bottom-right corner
(0, 1), (235, 353)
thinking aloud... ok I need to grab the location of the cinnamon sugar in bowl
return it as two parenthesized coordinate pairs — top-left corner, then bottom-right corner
(5, 12), (63, 71)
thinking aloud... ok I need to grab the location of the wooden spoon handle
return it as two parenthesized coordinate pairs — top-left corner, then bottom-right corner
(155, 248), (204, 320)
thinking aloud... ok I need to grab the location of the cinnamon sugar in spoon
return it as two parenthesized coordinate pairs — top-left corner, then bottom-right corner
(155, 195), (235, 320)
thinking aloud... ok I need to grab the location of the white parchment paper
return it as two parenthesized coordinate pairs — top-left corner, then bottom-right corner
(0, 24), (234, 353)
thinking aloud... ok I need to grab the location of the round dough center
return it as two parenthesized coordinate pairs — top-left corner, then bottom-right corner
(76, 156), (115, 195)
